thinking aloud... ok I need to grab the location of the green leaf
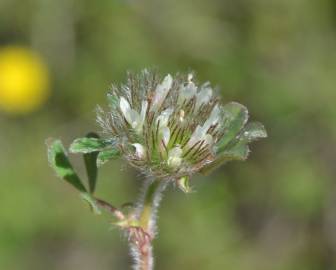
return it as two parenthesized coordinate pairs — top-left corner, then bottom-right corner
(240, 122), (267, 143)
(83, 133), (100, 193)
(216, 102), (248, 153)
(221, 141), (250, 161)
(47, 139), (87, 192)
(200, 141), (249, 175)
(97, 148), (121, 167)
(69, 137), (110, 153)
(201, 122), (267, 175)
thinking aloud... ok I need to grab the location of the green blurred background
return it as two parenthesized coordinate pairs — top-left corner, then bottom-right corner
(0, 0), (335, 269)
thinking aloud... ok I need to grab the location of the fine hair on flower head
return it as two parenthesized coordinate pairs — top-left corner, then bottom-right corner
(96, 69), (266, 186)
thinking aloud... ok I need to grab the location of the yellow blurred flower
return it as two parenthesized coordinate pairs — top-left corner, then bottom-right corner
(0, 46), (50, 114)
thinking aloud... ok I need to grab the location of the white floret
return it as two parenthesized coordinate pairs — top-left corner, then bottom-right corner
(119, 97), (148, 134)
(167, 146), (183, 168)
(132, 143), (146, 159)
(150, 74), (173, 112)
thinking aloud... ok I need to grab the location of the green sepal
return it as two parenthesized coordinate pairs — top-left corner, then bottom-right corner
(47, 139), (87, 193)
(97, 148), (121, 167)
(177, 176), (192, 193)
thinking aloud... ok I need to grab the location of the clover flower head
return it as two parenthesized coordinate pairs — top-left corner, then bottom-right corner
(48, 69), (267, 270)
(96, 69), (266, 183)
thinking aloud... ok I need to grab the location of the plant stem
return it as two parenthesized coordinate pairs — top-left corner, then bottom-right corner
(131, 179), (166, 270)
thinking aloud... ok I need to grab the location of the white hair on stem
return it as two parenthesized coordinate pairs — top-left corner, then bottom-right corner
(130, 178), (169, 270)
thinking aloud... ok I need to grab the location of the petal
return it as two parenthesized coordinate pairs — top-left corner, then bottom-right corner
(187, 125), (206, 148)
(203, 105), (221, 131)
(204, 134), (214, 146)
(119, 96), (132, 124)
(156, 108), (173, 127)
(161, 126), (171, 146)
(151, 74), (173, 112)
(132, 143), (146, 159)
(187, 106), (219, 148)
(177, 80), (197, 105)
(139, 100), (148, 126)
(167, 146), (183, 168)
(120, 96), (145, 134)
(129, 109), (141, 129)
(195, 85), (212, 110)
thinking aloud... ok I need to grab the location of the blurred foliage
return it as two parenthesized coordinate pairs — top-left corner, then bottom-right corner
(0, 0), (336, 269)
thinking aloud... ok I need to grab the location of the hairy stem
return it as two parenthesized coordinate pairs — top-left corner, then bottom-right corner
(131, 179), (166, 270)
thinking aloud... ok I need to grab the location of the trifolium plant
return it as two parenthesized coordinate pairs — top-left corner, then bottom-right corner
(47, 69), (267, 270)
